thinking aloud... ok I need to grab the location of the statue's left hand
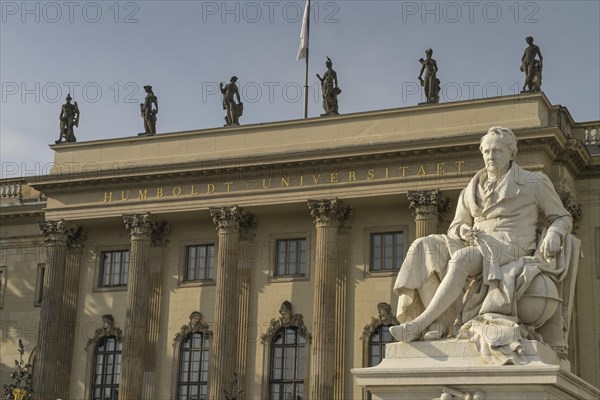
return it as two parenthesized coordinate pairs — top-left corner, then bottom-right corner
(539, 231), (561, 259)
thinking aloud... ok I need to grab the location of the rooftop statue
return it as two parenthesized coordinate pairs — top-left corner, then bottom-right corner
(521, 36), (543, 92)
(140, 85), (158, 134)
(317, 57), (341, 115)
(418, 49), (440, 104)
(220, 76), (243, 126)
(56, 94), (79, 144)
(391, 126), (579, 365)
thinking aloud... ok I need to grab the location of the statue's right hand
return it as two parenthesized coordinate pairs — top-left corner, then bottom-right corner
(459, 224), (477, 244)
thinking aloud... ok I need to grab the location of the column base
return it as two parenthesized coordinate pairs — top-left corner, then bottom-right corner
(352, 340), (600, 400)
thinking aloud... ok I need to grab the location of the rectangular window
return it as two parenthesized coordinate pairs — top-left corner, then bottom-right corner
(275, 239), (307, 277)
(100, 250), (130, 288)
(34, 263), (45, 306)
(370, 232), (404, 271)
(185, 244), (216, 281)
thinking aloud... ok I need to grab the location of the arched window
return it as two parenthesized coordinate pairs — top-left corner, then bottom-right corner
(91, 336), (122, 400)
(368, 325), (395, 367)
(177, 332), (210, 400)
(269, 327), (305, 400)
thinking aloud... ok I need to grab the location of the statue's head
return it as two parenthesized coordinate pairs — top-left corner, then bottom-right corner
(426, 48), (433, 57)
(143, 85), (153, 93)
(279, 301), (293, 323)
(326, 57), (333, 68)
(526, 36), (534, 44)
(189, 311), (203, 327)
(65, 94), (72, 103)
(101, 314), (114, 329)
(231, 76), (238, 83)
(480, 126), (518, 174)
(377, 302), (391, 318)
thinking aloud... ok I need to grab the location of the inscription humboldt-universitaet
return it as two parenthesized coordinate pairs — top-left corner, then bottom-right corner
(102, 161), (469, 204)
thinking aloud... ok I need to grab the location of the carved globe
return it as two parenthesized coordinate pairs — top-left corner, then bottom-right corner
(517, 273), (561, 329)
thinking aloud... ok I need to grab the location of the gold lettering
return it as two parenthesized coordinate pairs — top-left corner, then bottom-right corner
(156, 188), (164, 198)
(207, 184), (215, 194)
(300, 176), (304, 186)
(349, 171), (356, 182)
(120, 191), (129, 201)
(367, 170), (375, 180)
(400, 166), (409, 177)
(104, 192), (113, 203)
(138, 189), (148, 200)
(172, 187), (182, 197)
(191, 185), (199, 195)
(281, 177), (290, 187)
(417, 165), (426, 176)
(330, 172), (339, 183)
(225, 182), (233, 193)
(385, 167), (389, 178)
(312, 174), (321, 184)
(262, 179), (272, 189)
(455, 161), (465, 173)
(437, 163), (446, 174)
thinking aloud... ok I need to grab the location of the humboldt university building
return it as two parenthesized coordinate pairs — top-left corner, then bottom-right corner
(1, 93), (599, 399)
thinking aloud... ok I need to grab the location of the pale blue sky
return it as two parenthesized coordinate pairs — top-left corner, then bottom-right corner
(1, 0), (599, 178)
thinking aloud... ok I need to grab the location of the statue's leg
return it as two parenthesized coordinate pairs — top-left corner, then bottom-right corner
(391, 247), (482, 342)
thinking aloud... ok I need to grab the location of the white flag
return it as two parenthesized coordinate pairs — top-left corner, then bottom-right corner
(297, 0), (309, 60)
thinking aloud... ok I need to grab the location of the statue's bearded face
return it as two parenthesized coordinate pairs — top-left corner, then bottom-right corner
(481, 135), (512, 176)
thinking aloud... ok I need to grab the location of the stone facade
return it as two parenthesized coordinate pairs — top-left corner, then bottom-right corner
(0, 93), (598, 399)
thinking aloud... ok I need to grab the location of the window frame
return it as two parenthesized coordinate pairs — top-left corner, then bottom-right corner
(268, 327), (306, 400)
(176, 331), (211, 400)
(97, 249), (130, 289)
(91, 336), (122, 400)
(178, 238), (218, 288)
(363, 226), (408, 277)
(268, 232), (312, 282)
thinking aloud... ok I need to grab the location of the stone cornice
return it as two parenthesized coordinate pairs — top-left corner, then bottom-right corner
(29, 126), (597, 194)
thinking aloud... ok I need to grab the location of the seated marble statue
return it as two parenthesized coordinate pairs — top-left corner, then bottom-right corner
(391, 126), (574, 364)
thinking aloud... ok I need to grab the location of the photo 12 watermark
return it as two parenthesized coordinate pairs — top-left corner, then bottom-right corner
(200, 1), (339, 24)
(1, 1), (140, 23)
(401, 80), (522, 104)
(400, 1), (540, 24)
(201, 80), (322, 105)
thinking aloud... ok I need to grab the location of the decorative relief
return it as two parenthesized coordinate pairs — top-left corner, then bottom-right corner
(433, 386), (485, 400)
(359, 303), (399, 341)
(307, 198), (352, 229)
(408, 190), (450, 222)
(85, 314), (123, 351)
(210, 205), (252, 234)
(584, 126), (599, 145)
(261, 301), (312, 344)
(172, 311), (212, 347)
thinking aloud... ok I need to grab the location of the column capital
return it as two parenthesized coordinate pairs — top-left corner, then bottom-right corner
(67, 225), (87, 249)
(123, 213), (170, 245)
(307, 198), (352, 229)
(407, 190), (449, 221)
(39, 220), (70, 244)
(210, 206), (253, 234)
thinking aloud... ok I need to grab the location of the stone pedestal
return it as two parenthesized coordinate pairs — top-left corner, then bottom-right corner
(352, 340), (600, 400)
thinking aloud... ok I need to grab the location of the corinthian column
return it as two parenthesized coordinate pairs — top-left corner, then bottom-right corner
(208, 206), (254, 400)
(408, 190), (449, 238)
(120, 213), (168, 399)
(307, 198), (352, 400)
(34, 220), (69, 400)
(56, 226), (87, 400)
(236, 218), (257, 399)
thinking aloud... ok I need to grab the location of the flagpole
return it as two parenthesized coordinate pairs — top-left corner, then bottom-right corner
(303, 0), (310, 119)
